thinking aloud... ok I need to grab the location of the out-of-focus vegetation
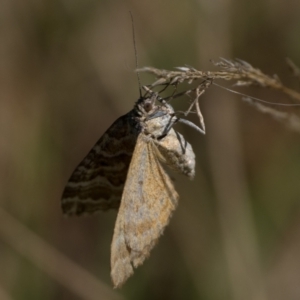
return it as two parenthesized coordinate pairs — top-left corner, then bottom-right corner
(1, 0), (300, 299)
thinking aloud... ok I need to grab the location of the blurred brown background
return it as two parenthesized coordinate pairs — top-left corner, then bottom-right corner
(1, 0), (300, 299)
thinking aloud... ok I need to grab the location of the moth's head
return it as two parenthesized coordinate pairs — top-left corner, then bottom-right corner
(141, 93), (157, 113)
(135, 91), (173, 114)
(135, 92), (157, 114)
(134, 93), (175, 139)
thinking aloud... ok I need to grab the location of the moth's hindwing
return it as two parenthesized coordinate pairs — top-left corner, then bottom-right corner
(61, 112), (138, 215)
(155, 128), (195, 179)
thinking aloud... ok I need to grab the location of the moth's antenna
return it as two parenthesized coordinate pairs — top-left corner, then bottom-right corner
(130, 11), (142, 98)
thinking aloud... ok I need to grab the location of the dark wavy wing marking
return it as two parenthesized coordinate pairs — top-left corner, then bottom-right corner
(61, 111), (139, 215)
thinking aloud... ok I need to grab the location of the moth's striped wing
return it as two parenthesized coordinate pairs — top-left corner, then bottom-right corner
(61, 112), (138, 215)
(110, 134), (179, 288)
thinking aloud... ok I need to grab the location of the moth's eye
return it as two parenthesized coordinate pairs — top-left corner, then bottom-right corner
(144, 101), (153, 112)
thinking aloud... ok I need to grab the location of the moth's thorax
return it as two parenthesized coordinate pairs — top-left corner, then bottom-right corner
(143, 107), (174, 138)
(134, 95), (175, 138)
(133, 94), (196, 179)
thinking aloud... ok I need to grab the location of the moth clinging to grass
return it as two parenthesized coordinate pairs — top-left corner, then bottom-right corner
(61, 83), (205, 287)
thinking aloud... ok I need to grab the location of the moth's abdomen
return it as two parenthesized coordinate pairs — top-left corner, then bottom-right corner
(155, 128), (196, 179)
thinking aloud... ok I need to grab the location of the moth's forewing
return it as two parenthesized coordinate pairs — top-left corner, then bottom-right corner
(110, 134), (179, 288)
(61, 112), (139, 215)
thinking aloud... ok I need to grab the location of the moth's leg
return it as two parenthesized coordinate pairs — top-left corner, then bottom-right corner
(173, 81), (209, 134)
(158, 114), (178, 139)
(177, 118), (205, 135)
(156, 82), (178, 99)
(174, 130), (187, 154)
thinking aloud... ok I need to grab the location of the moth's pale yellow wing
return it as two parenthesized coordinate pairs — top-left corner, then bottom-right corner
(110, 134), (179, 288)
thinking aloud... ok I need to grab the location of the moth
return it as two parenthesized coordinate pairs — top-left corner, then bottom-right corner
(61, 89), (198, 288)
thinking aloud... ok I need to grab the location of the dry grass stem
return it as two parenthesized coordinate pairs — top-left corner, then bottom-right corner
(243, 97), (300, 133)
(286, 58), (300, 83)
(195, 87), (206, 132)
(138, 58), (300, 102)
(138, 59), (300, 135)
(0, 208), (123, 300)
